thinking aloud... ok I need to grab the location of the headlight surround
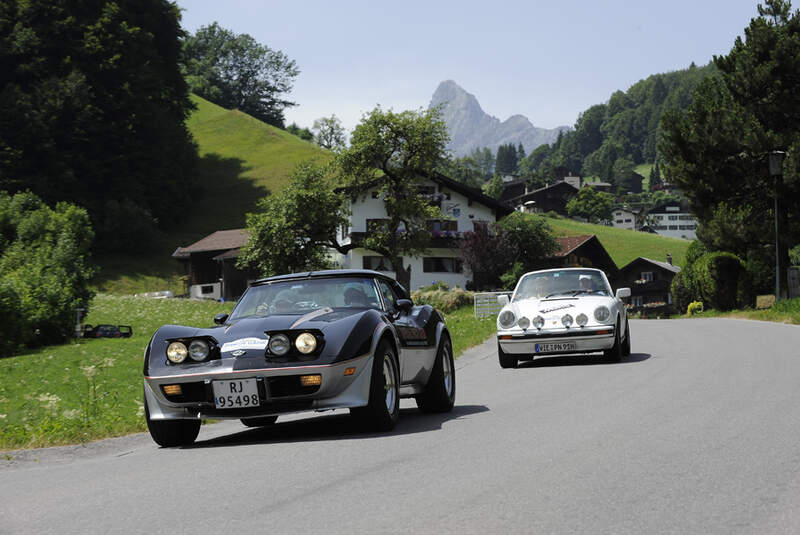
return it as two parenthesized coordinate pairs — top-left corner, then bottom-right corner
(594, 305), (611, 323)
(166, 342), (188, 364)
(268, 334), (291, 356)
(498, 310), (516, 329)
(533, 315), (545, 329)
(188, 339), (210, 361)
(295, 332), (317, 354)
(576, 313), (589, 327)
(517, 316), (530, 330)
(561, 314), (573, 328)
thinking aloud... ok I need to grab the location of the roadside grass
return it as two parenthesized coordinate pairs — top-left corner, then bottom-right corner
(682, 297), (800, 324)
(634, 163), (653, 190)
(546, 215), (690, 268)
(0, 295), (233, 451)
(0, 298), (493, 451)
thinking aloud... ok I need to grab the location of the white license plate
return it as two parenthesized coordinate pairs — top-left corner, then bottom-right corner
(212, 378), (260, 409)
(535, 342), (577, 353)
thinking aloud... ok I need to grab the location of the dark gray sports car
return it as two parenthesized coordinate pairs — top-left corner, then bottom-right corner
(143, 269), (455, 447)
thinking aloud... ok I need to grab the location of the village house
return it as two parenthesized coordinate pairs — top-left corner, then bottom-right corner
(617, 256), (681, 315)
(610, 206), (642, 231)
(505, 180), (579, 216)
(647, 201), (698, 240)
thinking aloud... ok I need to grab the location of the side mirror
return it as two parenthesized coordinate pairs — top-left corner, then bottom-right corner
(497, 294), (510, 306)
(396, 299), (413, 313)
(214, 313), (229, 325)
(616, 288), (631, 299)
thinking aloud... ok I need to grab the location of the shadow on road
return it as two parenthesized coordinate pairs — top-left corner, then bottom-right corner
(187, 404), (490, 449)
(517, 352), (651, 368)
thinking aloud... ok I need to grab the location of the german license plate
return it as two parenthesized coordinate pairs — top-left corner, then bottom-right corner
(212, 378), (260, 409)
(535, 342), (577, 353)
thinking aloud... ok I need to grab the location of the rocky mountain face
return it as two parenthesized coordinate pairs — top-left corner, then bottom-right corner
(429, 80), (570, 157)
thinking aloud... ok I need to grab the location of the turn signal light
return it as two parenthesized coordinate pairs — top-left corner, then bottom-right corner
(500, 335), (512, 340)
(597, 329), (612, 335)
(163, 384), (182, 396)
(300, 374), (322, 387)
(344, 367), (356, 376)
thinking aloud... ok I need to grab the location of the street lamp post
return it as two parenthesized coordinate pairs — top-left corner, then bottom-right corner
(769, 150), (786, 301)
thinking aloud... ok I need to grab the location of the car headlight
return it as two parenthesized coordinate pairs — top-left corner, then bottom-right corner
(561, 314), (573, 328)
(295, 332), (317, 354)
(166, 342), (188, 364)
(498, 310), (516, 329)
(517, 316), (530, 330)
(533, 315), (544, 329)
(268, 334), (291, 356)
(576, 313), (588, 327)
(594, 305), (611, 323)
(188, 339), (210, 361)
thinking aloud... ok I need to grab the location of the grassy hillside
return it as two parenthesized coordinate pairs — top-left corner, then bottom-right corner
(546, 216), (690, 268)
(93, 95), (331, 294)
(634, 163), (653, 190)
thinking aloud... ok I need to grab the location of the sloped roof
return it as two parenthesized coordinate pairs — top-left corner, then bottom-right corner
(553, 235), (594, 257)
(172, 229), (248, 258)
(622, 257), (681, 274)
(507, 180), (579, 205)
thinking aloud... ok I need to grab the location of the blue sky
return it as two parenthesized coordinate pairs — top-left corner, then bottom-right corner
(176, 0), (762, 132)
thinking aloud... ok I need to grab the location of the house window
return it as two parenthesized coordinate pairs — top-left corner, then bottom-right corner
(423, 257), (463, 273)
(624, 219), (632, 223)
(641, 271), (654, 282)
(615, 219), (623, 224)
(427, 220), (458, 233)
(668, 225), (678, 230)
(417, 186), (436, 195)
(668, 215), (678, 221)
(363, 256), (393, 271)
(371, 191), (380, 199)
(632, 295), (643, 307)
(366, 219), (390, 232)
(473, 221), (489, 232)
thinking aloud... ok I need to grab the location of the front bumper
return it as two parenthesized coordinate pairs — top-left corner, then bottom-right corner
(498, 326), (615, 356)
(144, 353), (373, 421)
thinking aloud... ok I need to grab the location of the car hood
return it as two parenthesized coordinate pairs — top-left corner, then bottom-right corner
(512, 295), (612, 317)
(221, 307), (370, 339)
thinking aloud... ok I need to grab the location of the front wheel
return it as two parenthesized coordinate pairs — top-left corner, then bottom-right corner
(621, 318), (631, 356)
(498, 341), (518, 369)
(416, 334), (456, 413)
(350, 339), (400, 431)
(603, 318), (623, 362)
(145, 399), (201, 447)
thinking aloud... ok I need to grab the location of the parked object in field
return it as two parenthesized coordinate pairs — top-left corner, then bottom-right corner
(82, 324), (133, 338)
(142, 269), (456, 447)
(496, 268), (631, 368)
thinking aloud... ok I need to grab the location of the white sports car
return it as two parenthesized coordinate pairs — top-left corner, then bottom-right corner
(496, 268), (631, 368)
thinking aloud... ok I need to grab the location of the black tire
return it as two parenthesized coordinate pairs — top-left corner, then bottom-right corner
(350, 339), (400, 431)
(604, 318), (623, 362)
(498, 341), (518, 369)
(145, 399), (201, 447)
(416, 334), (456, 413)
(240, 415), (278, 428)
(621, 318), (631, 357)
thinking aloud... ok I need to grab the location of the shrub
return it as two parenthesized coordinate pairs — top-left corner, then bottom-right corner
(687, 301), (704, 315)
(693, 251), (745, 311)
(411, 287), (473, 313)
(670, 270), (696, 314)
(417, 281), (450, 292)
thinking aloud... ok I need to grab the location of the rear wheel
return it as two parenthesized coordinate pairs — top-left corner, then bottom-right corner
(498, 341), (518, 369)
(350, 339), (400, 431)
(603, 318), (623, 362)
(416, 334), (456, 413)
(240, 415), (278, 428)
(145, 399), (201, 447)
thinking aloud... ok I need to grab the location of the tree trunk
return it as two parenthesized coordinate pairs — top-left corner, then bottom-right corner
(394, 257), (411, 292)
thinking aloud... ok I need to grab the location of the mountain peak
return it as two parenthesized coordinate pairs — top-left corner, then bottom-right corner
(428, 81), (569, 157)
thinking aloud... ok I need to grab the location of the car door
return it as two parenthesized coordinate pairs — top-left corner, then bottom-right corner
(377, 280), (429, 384)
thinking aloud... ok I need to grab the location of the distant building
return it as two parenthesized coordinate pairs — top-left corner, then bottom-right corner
(647, 202), (697, 240)
(610, 206), (642, 231)
(618, 256), (681, 316)
(584, 181), (613, 194)
(506, 181), (579, 216)
(543, 235), (619, 283)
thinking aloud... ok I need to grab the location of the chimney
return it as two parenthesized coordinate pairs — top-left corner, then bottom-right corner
(666, 253), (672, 265)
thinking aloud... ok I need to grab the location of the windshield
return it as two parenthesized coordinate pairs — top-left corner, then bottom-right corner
(230, 277), (382, 320)
(512, 270), (610, 302)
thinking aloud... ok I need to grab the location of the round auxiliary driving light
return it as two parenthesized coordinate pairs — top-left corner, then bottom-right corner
(561, 314), (573, 328)
(498, 310), (516, 329)
(295, 332), (317, 354)
(594, 305), (611, 323)
(533, 315), (545, 329)
(576, 313), (588, 327)
(517, 317), (530, 330)
(269, 334), (291, 356)
(188, 339), (210, 361)
(166, 342), (188, 364)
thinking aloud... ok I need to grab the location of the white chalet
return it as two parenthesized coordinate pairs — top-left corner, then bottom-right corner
(646, 202), (698, 240)
(335, 173), (513, 290)
(611, 206), (641, 231)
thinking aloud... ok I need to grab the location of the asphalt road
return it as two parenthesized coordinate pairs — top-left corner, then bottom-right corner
(3, 318), (800, 534)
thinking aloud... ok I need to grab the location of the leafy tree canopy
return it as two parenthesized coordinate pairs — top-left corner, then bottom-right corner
(0, 0), (198, 251)
(566, 187), (614, 223)
(312, 115), (347, 150)
(182, 22), (299, 127)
